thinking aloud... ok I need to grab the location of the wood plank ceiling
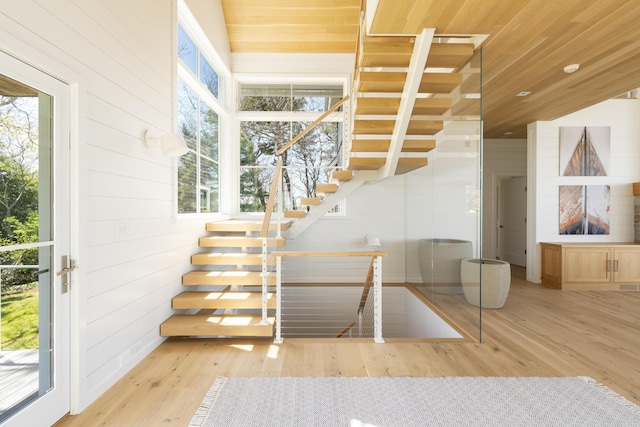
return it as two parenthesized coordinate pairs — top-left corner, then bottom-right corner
(221, 0), (640, 139)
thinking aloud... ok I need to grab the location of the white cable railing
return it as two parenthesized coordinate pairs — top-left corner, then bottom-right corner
(272, 251), (386, 343)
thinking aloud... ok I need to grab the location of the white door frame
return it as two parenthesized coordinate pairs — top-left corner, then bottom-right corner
(0, 51), (74, 427)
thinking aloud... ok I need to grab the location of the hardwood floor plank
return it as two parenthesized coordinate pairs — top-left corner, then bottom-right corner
(55, 273), (640, 426)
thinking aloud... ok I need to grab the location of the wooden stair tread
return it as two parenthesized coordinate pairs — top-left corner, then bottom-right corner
(160, 314), (274, 337)
(284, 210), (306, 219)
(407, 119), (444, 135)
(183, 270), (275, 286)
(331, 170), (353, 182)
(299, 197), (321, 206)
(358, 71), (407, 93)
(172, 291), (275, 309)
(402, 140), (436, 153)
(353, 120), (395, 135)
(199, 236), (285, 248)
(351, 139), (391, 152)
(355, 97), (400, 115)
(205, 219), (293, 232)
(395, 157), (428, 175)
(419, 73), (462, 94)
(360, 36), (414, 68)
(412, 98), (453, 116)
(191, 252), (274, 266)
(348, 157), (386, 170)
(316, 183), (338, 193)
(426, 43), (475, 68)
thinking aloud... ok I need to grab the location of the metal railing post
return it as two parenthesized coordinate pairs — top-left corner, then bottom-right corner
(373, 254), (384, 343)
(274, 255), (283, 344)
(260, 238), (269, 325)
(277, 164), (283, 239)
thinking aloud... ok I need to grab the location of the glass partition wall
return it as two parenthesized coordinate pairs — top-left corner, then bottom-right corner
(405, 47), (483, 341)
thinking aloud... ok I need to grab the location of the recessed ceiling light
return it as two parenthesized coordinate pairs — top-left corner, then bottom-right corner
(516, 91), (531, 97)
(563, 63), (580, 73)
(504, 131), (514, 135)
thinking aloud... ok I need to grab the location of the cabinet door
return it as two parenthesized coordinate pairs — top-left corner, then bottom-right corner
(613, 248), (640, 283)
(564, 248), (611, 284)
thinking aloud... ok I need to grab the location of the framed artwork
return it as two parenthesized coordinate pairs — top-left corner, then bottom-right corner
(559, 185), (610, 234)
(559, 126), (610, 176)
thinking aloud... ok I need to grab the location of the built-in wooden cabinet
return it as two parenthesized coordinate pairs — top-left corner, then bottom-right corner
(540, 242), (640, 290)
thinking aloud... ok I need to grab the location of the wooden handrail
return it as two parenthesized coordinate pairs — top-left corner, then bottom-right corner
(272, 250), (386, 257)
(260, 95), (349, 238)
(275, 95), (350, 156)
(358, 256), (375, 313)
(260, 157), (283, 238)
(336, 320), (356, 338)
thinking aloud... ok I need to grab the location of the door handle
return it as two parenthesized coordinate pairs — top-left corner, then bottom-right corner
(57, 255), (77, 293)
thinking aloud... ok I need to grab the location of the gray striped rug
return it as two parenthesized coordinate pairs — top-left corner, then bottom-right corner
(190, 376), (640, 426)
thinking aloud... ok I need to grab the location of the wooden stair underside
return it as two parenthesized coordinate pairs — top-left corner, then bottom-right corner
(350, 34), (475, 176)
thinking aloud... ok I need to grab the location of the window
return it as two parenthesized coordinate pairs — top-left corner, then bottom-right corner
(238, 83), (345, 213)
(177, 23), (221, 214)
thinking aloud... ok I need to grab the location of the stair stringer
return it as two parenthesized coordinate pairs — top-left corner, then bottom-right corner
(285, 170), (377, 238)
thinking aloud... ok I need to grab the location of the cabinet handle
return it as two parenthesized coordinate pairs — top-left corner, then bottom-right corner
(614, 260), (619, 272)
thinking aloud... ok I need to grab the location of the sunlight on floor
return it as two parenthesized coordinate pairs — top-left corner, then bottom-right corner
(230, 344), (254, 352)
(267, 345), (279, 359)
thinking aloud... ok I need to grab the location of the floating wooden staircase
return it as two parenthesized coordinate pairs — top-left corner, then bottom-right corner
(350, 33), (475, 176)
(160, 219), (291, 338)
(284, 169), (353, 219)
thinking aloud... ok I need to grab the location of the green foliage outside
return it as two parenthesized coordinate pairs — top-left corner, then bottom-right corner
(1, 94), (41, 349)
(1, 288), (39, 349)
(238, 87), (343, 212)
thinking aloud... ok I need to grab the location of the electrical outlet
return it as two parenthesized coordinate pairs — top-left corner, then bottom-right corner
(115, 223), (127, 239)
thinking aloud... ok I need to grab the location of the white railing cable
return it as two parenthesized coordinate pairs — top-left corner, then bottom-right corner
(373, 255), (384, 343)
(277, 167), (283, 238)
(272, 251), (385, 343)
(274, 255), (283, 344)
(260, 237), (269, 325)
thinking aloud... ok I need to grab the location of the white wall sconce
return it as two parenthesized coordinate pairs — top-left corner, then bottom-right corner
(144, 130), (189, 157)
(365, 233), (381, 248)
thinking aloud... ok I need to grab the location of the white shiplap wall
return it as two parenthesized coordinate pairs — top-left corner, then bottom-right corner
(0, 0), (231, 412)
(282, 176), (407, 283)
(528, 98), (640, 283)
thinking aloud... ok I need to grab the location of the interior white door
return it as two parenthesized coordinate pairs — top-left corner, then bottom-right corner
(498, 176), (527, 267)
(0, 51), (71, 426)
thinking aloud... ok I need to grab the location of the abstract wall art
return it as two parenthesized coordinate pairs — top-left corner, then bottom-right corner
(559, 185), (610, 234)
(559, 126), (610, 176)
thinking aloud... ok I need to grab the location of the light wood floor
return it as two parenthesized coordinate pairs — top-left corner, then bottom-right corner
(55, 271), (640, 426)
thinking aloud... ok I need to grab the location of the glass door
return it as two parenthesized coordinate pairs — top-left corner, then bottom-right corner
(0, 52), (71, 426)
